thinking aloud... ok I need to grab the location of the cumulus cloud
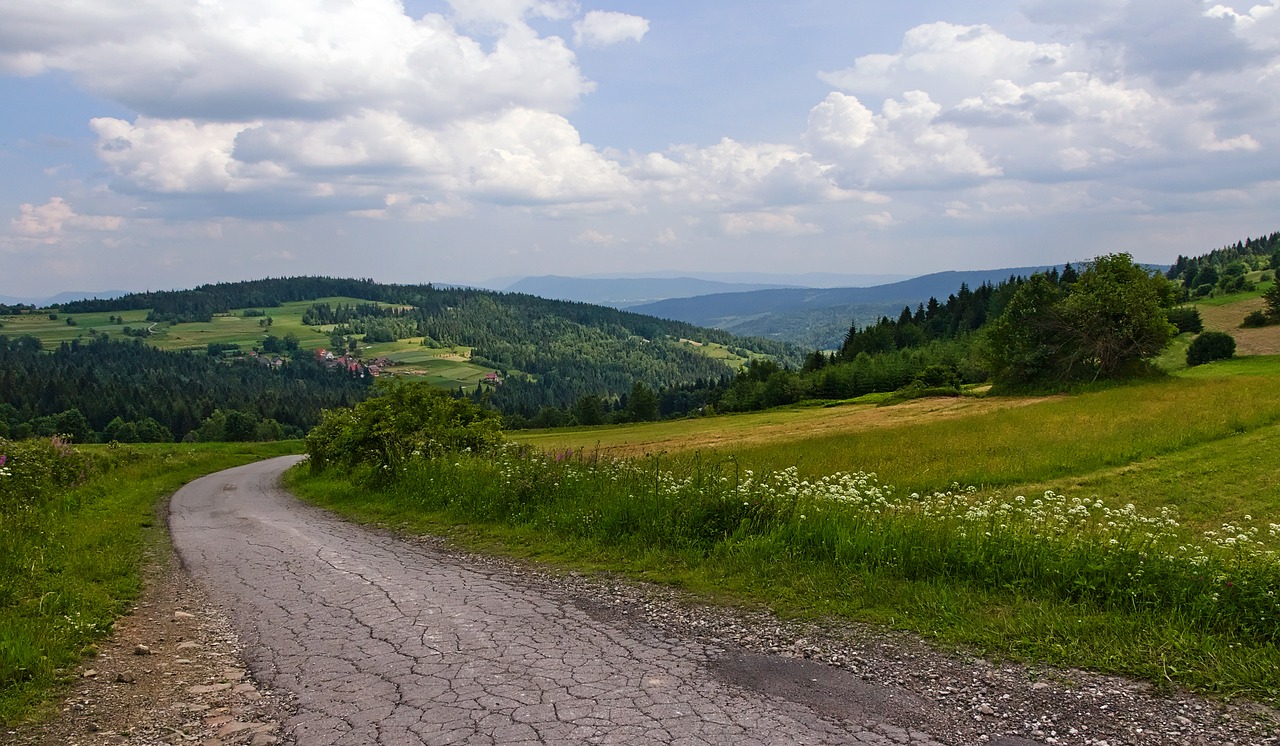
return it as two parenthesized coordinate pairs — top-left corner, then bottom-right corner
(9, 197), (123, 244)
(721, 211), (821, 237)
(819, 23), (1076, 106)
(807, 14), (1280, 189)
(573, 11), (650, 47)
(644, 137), (878, 208)
(806, 91), (999, 188)
(573, 229), (623, 245)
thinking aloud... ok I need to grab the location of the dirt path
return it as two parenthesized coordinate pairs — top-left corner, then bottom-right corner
(165, 457), (966, 746)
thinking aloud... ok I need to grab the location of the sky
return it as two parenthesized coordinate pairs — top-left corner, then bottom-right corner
(2, 0), (1279, 297)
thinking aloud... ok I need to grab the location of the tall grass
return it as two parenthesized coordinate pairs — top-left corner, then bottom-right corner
(521, 371), (1280, 494)
(0, 439), (301, 726)
(292, 440), (1280, 700)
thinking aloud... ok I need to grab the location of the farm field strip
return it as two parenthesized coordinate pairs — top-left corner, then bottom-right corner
(516, 356), (1280, 511)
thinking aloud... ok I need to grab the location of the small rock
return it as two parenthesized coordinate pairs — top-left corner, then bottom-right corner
(978, 704), (995, 716)
(82, 669), (98, 678)
(173, 610), (196, 619)
(115, 672), (136, 683)
(250, 736), (279, 746)
(133, 644), (152, 656)
(1031, 682), (1050, 690)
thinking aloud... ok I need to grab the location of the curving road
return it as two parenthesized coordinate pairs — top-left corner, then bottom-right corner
(169, 457), (1007, 746)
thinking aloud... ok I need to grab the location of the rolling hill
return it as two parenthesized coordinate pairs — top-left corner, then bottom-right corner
(630, 266), (1066, 349)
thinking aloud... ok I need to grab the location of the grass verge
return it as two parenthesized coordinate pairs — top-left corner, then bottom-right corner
(287, 433), (1280, 704)
(0, 440), (301, 727)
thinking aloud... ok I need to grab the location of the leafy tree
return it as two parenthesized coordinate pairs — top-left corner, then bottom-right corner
(55, 408), (93, 443)
(1056, 254), (1176, 379)
(306, 380), (503, 475)
(985, 254), (1174, 386)
(982, 274), (1066, 386)
(1187, 331), (1236, 366)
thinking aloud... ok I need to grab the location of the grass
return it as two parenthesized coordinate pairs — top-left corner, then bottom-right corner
(0, 440), (302, 726)
(0, 297), (498, 392)
(288, 353), (1280, 702)
(515, 364), (1280, 497)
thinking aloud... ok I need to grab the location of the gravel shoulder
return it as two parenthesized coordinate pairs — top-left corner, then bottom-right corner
(9, 462), (1280, 746)
(6, 505), (292, 746)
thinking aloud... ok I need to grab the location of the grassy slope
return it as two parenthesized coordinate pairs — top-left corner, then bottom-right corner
(288, 294), (1280, 700)
(0, 442), (302, 726)
(0, 295), (751, 392)
(292, 356), (1280, 699)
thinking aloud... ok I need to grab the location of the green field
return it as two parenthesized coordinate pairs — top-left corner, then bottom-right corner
(291, 349), (1280, 701)
(0, 296), (750, 392)
(0, 298), (500, 391)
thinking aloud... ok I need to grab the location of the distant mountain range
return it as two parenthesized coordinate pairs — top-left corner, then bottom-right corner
(493, 271), (913, 307)
(629, 266), (1069, 350)
(501, 276), (801, 307)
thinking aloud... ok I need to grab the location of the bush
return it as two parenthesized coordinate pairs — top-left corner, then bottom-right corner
(1241, 310), (1270, 329)
(306, 380), (503, 475)
(1186, 331), (1236, 366)
(1165, 307), (1204, 334)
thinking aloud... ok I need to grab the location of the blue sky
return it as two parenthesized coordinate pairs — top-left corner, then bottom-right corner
(2, 0), (1278, 296)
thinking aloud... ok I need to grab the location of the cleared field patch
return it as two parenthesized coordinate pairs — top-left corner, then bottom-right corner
(518, 365), (1280, 496)
(515, 395), (1044, 460)
(1193, 291), (1280, 356)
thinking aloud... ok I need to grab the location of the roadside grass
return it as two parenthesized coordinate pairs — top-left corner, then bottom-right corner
(289, 356), (1280, 702)
(517, 370), (1280, 496)
(0, 440), (301, 727)
(288, 432), (1280, 702)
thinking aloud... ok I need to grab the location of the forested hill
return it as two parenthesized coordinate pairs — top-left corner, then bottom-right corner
(54, 276), (799, 418)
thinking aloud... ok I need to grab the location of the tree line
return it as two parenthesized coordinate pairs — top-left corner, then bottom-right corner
(0, 335), (370, 442)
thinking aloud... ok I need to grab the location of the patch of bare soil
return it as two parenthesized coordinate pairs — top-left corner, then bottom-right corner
(1197, 298), (1280, 355)
(6, 536), (291, 745)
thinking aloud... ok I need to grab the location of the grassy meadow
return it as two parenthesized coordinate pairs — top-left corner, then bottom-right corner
(0, 297), (501, 391)
(291, 350), (1280, 702)
(0, 440), (302, 726)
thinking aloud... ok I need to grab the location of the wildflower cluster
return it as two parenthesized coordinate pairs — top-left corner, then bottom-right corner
(394, 445), (1280, 643)
(0, 436), (89, 512)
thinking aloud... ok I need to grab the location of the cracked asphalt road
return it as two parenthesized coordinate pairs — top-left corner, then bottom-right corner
(169, 456), (1000, 746)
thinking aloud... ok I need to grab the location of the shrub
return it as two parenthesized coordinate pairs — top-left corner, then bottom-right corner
(1186, 331), (1236, 366)
(306, 380), (503, 475)
(1165, 307), (1204, 334)
(1241, 310), (1270, 329)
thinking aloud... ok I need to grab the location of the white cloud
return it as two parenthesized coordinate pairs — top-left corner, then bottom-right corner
(573, 11), (649, 48)
(819, 23), (1076, 106)
(573, 229), (622, 245)
(0, 0), (591, 122)
(806, 91), (1000, 188)
(9, 197), (123, 245)
(647, 137), (875, 208)
(721, 211), (821, 237)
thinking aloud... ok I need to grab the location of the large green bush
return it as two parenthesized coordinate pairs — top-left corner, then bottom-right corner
(1186, 331), (1236, 366)
(306, 380), (503, 476)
